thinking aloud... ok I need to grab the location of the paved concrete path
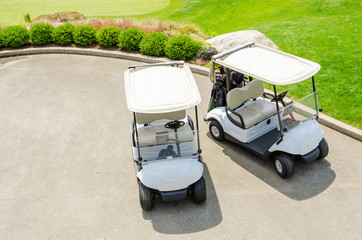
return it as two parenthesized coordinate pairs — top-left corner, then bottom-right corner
(0, 54), (361, 240)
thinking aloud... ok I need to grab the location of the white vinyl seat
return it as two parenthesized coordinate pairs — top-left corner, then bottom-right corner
(137, 124), (194, 147)
(226, 79), (277, 128)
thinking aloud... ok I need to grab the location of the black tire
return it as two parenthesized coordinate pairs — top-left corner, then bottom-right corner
(193, 176), (206, 204)
(317, 138), (329, 160)
(274, 153), (294, 178)
(209, 120), (224, 141)
(139, 182), (154, 211)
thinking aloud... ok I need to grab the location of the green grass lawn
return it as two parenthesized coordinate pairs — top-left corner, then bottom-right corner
(139, 0), (361, 129)
(0, 0), (169, 25)
(1, 0), (361, 128)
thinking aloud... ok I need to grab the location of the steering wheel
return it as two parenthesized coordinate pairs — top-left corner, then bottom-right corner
(272, 91), (288, 106)
(165, 120), (185, 129)
(158, 145), (177, 159)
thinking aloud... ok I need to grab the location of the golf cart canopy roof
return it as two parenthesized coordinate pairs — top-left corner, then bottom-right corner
(124, 62), (201, 113)
(211, 42), (321, 85)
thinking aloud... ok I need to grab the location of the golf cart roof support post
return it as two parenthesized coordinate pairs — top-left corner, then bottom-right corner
(128, 61), (184, 69)
(273, 85), (284, 144)
(312, 76), (319, 120)
(195, 106), (202, 154)
(226, 68), (231, 92)
(133, 112), (143, 163)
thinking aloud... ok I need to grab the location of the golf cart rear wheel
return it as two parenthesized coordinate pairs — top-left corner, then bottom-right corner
(139, 182), (154, 211)
(193, 176), (206, 204)
(274, 153), (294, 178)
(317, 138), (329, 160)
(209, 120), (224, 141)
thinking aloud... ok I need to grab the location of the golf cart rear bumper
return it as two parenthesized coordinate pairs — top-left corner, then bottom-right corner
(160, 188), (188, 201)
(301, 147), (320, 163)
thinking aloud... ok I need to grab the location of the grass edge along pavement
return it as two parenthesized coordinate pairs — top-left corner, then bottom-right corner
(0, 47), (361, 142)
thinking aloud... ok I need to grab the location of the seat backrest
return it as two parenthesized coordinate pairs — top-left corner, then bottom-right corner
(135, 110), (186, 124)
(226, 79), (264, 109)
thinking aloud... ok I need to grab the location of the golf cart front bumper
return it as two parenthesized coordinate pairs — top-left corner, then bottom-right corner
(160, 188), (188, 201)
(301, 147), (320, 163)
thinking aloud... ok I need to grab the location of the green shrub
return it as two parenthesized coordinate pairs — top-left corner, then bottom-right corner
(0, 30), (4, 47)
(29, 23), (54, 45)
(73, 25), (97, 46)
(164, 35), (202, 60)
(97, 26), (122, 47)
(139, 31), (168, 56)
(3, 25), (29, 48)
(118, 28), (145, 51)
(198, 47), (218, 60)
(52, 23), (75, 45)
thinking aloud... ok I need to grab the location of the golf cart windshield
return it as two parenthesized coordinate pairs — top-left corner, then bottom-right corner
(135, 119), (197, 161)
(280, 92), (320, 131)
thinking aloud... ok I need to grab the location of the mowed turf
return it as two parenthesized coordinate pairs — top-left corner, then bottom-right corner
(141, 0), (362, 129)
(0, 0), (169, 25)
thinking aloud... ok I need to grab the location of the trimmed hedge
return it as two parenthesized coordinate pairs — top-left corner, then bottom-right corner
(2, 25), (29, 48)
(0, 30), (4, 47)
(118, 28), (145, 51)
(198, 47), (218, 60)
(29, 23), (54, 45)
(0, 24), (207, 62)
(73, 25), (97, 46)
(140, 32), (168, 56)
(52, 23), (75, 45)
(97, 26), (122, 47)
(164, 35), (202, 60)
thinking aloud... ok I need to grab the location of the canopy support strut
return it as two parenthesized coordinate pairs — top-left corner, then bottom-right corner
(273, 85), (284, 144)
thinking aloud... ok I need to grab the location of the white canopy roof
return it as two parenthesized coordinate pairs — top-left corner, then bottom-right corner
(212, 43), (321, 85)
(124, 63), (201, 113)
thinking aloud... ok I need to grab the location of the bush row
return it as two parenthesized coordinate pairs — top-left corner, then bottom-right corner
(0, 23), (207, 60)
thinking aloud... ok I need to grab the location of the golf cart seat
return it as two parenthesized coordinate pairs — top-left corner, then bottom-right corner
(226, 79), (277, 129)
(135, 110), (194, 147)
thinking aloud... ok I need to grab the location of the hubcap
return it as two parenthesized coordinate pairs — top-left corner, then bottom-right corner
(275, 160), (283, 173)
(211, 126), (220, 137)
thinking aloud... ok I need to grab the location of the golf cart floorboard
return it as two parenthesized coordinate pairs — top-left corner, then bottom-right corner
(226, 128), (281, 158)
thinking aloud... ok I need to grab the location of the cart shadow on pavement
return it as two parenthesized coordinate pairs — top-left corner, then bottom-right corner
(142, 163), (222, 234)
(207, 133), (336, 201)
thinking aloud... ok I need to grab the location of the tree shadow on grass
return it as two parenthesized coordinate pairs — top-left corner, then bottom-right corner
(207, 133), (336, 201)
(142, 163), (222, 234)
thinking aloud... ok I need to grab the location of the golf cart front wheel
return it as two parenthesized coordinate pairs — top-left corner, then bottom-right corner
(193, 176), (206, 204)
(209, 120), (224, 141)
(139, 182), (155, 211)
(317, 138), (329, 160)
(274, 153), (294, 178)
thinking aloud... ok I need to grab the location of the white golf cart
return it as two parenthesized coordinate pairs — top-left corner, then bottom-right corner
(205, 42), (329, 178)
(124, 61), (206, 210)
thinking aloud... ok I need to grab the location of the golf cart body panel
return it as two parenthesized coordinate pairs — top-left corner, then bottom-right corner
(206, 42), (328, 178)
(136, 157), (203, 191)
(204, 105), (279, 143)
(210, 42), (321, 85)
(269, 119), (324, 155)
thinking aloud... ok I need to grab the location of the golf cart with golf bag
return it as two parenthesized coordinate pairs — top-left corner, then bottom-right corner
(205, 42), (329, 178)
(124, 61), (206, 210)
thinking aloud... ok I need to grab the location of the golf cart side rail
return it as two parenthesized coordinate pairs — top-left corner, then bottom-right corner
(128, 61), (185, 69)
(212, 42), (255, 60)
